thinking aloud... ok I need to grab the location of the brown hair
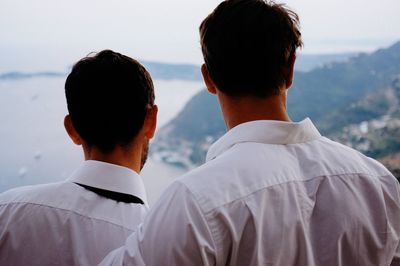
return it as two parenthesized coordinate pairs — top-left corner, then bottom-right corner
(200, 0), (303, 97)
(65, 50), (155, 153)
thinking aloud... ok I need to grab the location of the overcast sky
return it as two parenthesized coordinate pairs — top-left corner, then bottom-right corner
(1, 0), (399, 72)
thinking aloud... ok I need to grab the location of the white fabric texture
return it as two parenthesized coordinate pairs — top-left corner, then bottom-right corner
(0, 160), (148, 266)
(101, 119), (400, 266)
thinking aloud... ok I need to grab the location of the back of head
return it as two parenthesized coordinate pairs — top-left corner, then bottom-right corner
(200, 0), (303, 98)
(65, 50), (155, 153)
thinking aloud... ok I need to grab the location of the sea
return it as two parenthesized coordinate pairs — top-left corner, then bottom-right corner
(0, 76), (204, 205)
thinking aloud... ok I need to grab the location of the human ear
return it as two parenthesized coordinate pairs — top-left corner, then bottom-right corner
(286, 54), (296, 89)
(143, 105), (158, 139)
(201, 64), (217, 95)
(64, 115), (82, 145)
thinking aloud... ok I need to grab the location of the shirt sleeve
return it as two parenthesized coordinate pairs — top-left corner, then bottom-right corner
(391, 178), (400, 266)
(100, 181), (217, 266)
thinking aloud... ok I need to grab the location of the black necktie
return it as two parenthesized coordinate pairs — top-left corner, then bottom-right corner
(74, 183), (144, 204)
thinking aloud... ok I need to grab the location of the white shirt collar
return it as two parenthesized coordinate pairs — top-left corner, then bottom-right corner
(206, 118), (322, 162)
(68, 160), (148, 206)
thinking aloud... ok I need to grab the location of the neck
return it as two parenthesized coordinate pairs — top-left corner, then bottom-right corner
(217, 90), (291, 130)
(82, 143), (142, 173)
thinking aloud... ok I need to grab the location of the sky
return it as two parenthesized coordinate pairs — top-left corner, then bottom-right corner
(1, 0), (400, 72)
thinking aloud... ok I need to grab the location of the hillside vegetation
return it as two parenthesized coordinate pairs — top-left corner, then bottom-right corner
(152, 42), (400, 179)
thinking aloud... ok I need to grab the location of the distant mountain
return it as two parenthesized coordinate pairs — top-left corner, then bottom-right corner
(319, 77), (400, 134)
(328, 78), (400, 158)
(296, 53), (356, 72)
(0, 72), (64, 80)
(0, 62), (202, 82)
(289, 41), (400, 122)
(152, 41), (400, 179)
(0, 53), (355, 82)
(153, 91), (225, 168)
(143, 53), (357, 80)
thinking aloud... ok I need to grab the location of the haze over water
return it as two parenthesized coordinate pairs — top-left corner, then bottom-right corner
(0, 76), (203, 204)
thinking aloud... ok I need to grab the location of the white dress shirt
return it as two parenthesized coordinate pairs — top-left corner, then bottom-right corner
(0, 160), (148, 266)
(101, 119), (400, 266)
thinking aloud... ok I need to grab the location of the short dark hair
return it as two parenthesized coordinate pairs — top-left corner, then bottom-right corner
(65, 50), (155, 153)
(200, 0), (303, 97)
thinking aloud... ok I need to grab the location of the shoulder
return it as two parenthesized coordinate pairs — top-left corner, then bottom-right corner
(176, 137), (398, 210)
(309, 137), (400, 200)
(0, 182), (144, 266)
(0, 182), (81, 225)
(0, 182), (74, 236)
(317, 137), (394, 177)
(0, 181), (69, 206)
(0, 181), (148, 232)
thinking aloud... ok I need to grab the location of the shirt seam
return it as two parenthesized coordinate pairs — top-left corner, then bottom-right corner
(178, 181), (220, 263)
(0, 201), (139, 232)
(199, 172), (392, 215)
(208, 136), (325, 161)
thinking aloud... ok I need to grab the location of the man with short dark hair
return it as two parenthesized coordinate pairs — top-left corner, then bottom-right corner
(101, 1), (400, 265)
(0, 50), (157, 265)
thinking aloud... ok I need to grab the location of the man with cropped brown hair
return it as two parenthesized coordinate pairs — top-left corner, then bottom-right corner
(101, 1), (400, 265)
(199, 0), (303, 98)
(0, 50), (157, 265)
